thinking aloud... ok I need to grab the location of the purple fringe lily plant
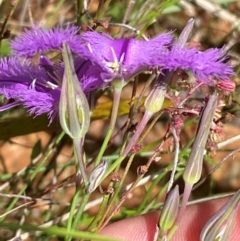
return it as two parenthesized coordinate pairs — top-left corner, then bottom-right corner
(0, 20), (237, 241)
(0, 23), (234, 123)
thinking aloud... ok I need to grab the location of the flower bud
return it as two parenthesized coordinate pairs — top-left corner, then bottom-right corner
(144, 72), (173, 114)
(183, 93), (218, 185)
(145, 19), (195, 115)
(177, 18), (195, 47)
(159, 185), (179, 233)
(85, 160), (108, 193)
(217, 79), (236, 93)
(59, 42), (90, 140)
(200, 190), (240, 241)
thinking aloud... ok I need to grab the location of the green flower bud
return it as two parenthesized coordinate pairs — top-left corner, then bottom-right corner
(200, 190), (240, 241)
(59, 42), (90, 140)
(183, 93), (218, 185)
(159, 185), (179, 232)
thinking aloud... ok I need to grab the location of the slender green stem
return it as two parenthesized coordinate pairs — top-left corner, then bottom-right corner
(95, 86), (123, 166)
(97, 153), (136, 230)
(118, 155), (135, 191)
(65, 189), (81, 241)
(73, 139), (88, 186)
(104, 155), (126, 178)
(94, 130), (114, 167)
(115, 77), (139, 170)
(136, 168), (169, 215)
(96, 0), (112, 19)
(109, 88), (122, 131)
(90, 80), (138, 231)
(0, 222), (120, 241)
(87, 194), (110, 232)
(72, 193), (91, 230)
(76, 0), (84, 26)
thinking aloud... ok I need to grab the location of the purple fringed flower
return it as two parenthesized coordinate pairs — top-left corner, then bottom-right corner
(11, 25), (175, 82)
(74, 30), (234, 85)
(76, 31), (174, 81)
(1, 23), (235, 123)
(0, 56), (105, 122)
(10, 24), (234, 86)
(1, 26), (108, 121)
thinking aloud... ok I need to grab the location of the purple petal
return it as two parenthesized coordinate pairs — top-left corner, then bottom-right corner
(75, 58), (107, 92)
(0, 55), (107, 122)
(158, 47), (234, 85)
(0, 57), (49, 85)
(11, 24), (80, 58)
(0, 82), (58, 119)
(57, 57), (107, 92)
(0, 57), (59, 120)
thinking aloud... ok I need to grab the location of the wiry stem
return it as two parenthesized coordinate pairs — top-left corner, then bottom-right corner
(73, 139), (87, 186)
(94, 83), (123, 166)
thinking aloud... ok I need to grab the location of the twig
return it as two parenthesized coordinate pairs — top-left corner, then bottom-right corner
(120, 0), (136, 35)
(108, 22), (141, 36)
(185, 0), (240, 28)
(0, 202), (34, 219)
(178, 82), (204, 107)
(19, 0), (29, 27)
(217, 134), (240, 150)
(0, 192), (45, 201)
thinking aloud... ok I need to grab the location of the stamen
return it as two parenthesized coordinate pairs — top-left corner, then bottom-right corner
(46, 81), (59, 89)
(105, 47), (121, 73)
(110, 47), (118, 64)
(30, 79), (36, 90)
(119, 52), (125, 64)
(87, 43), (93, 53)
(105, 47), (126, 75)
(33, 79), (59, 90)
